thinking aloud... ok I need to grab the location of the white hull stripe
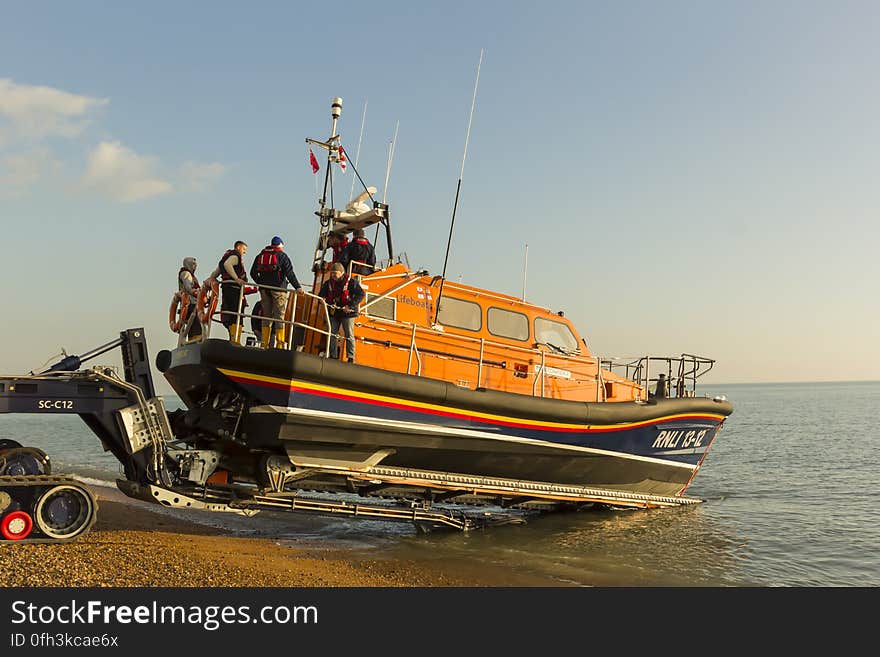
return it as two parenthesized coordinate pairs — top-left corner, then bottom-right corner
(251, 404), (698, 471)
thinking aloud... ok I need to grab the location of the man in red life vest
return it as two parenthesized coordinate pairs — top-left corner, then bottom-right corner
(312, 231), (349, 275)
(177, 256), (202, 341)
(319, 262), (365, 363)
(207, 240), (248, 344)
(329, 231), (349, 263)
(339, 228), (376, 275)
(250, 236), (303, 349)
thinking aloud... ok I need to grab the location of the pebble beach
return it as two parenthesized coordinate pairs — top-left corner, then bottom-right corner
(0, 485), (486, 588)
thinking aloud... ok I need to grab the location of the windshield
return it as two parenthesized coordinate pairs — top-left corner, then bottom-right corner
(534, 317), (579, 353)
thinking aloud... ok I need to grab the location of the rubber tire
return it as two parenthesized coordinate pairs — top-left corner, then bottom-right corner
(33, 485), (95, 540)
(0, 447), (51, 476)
(251, 301), (263, 336)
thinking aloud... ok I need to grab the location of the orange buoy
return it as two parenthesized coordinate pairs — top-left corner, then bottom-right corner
(169, 292), (190, 333)
(197, 279), (220, 325)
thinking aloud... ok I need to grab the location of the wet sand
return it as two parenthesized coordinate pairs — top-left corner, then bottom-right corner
(0, 485), (524, 587)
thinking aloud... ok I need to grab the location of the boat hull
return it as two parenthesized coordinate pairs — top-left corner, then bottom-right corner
(161, 341), (732, 497)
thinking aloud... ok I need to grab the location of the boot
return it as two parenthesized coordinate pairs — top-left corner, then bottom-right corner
(260, 326), (271, 349)
(228, 324), (241, 345)
(275, 327), (286, 350)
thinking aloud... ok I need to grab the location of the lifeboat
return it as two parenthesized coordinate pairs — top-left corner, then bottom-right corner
(158, 98), (732, 507)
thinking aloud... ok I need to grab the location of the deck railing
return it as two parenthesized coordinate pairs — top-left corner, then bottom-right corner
(600, 354), (716, 399)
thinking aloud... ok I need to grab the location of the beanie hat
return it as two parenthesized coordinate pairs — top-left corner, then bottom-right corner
(271, 236), (283, 246)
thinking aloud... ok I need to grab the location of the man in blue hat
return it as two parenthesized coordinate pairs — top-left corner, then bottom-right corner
(251, 236), (303, 349)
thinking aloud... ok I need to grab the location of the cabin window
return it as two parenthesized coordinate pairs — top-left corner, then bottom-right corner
(487, 307), (529, 341)
(437, 296), (482, 331)
(534, 317), (579, 353)
(364, 293), (395, 321)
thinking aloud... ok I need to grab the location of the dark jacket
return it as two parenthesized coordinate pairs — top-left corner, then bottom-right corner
(250, 246), (302, 290)
(339, 238), (376, 275)
(319, 275), (365, 319)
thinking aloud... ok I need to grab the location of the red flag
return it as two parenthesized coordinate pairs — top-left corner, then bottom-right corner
(309, 148), (319, 174)
(338, 146), (347, 173)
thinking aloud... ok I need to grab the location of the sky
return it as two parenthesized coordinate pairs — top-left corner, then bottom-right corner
(1, 0), (878, 393)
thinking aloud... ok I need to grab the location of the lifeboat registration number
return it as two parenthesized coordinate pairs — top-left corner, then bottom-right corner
(37, 399), (74, 409)
(652, 428), (709, 449)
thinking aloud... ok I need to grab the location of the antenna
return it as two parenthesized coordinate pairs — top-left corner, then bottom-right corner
(522, 243), (528, 300)
(376, 120), (400, 246)
(382, 120), (400, 204)
(433, 49), (484, 325)
(348, 99), (368, 203)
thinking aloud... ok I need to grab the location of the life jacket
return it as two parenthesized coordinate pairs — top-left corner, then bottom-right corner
(325, 275), (351, 307)
(347, 238), (375, 272)
(178, 267), (200, 297)
(352, 238), (373, 256)
(218, 249), (245, 281)
(254, 246), (282, 279)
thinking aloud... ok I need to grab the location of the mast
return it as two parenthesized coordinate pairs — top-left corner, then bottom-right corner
(318, 97), (342, 216)
(305, 97), (394, 276)
(307, 98), (344, 273)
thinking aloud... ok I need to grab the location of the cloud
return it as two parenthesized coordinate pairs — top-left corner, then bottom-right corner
(0, 80), (226, 202)
(0, 79), (108, 144)
(82, 140), (172, 202)
(0, 149), (59, 199)
(180, 161), (227, 191)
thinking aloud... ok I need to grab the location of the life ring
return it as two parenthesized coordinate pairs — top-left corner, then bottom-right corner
(197, 279), (220, 325)
(169, 292), (190, 333)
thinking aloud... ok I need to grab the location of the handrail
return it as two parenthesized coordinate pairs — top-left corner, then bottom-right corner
(201, 280), (335, 356)
(406, 324), (422, 376)
(361, 316), (616, 398)
(360, 271), (423, 313)
(345, 259), (377, 278)
(600, 354), (716, 398)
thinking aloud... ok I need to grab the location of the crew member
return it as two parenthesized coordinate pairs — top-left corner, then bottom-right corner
(319, 262), (365, 363)
(177, 256), (202, 341)
(329, 231), (349, 263)
(339, 228), (376, 275)
(654, 373), (668, 399)
(251, 236), (302, 349)
(208, 240), (249, 344)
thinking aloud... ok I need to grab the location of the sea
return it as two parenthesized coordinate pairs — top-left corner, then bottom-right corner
(1, 381), (877, 587)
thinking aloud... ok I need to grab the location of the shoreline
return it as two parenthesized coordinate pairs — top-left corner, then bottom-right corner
(0, 483), (563, 587)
